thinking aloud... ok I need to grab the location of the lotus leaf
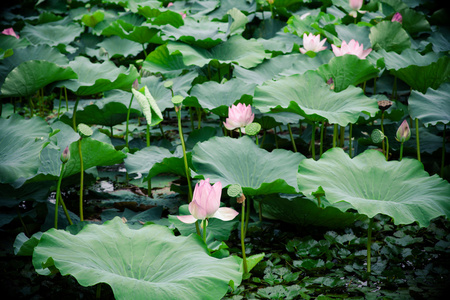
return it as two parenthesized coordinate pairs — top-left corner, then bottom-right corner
(142, 43), (190, 77)
(192, 136), (305, 196)
(56, 56), (139, 96)
(137, 7), (184, 27)
(335, 24), (371, 50)
(408, 83), (450, 126)
(132, 86), (163, 127)
(94, 36), (143, 58)
(369, 21), (411, 53)
(297, 148), (450, 227)
(279, 51), (334, 77)
(0, 114), (51, 186)
(207, 0), (256, 19)
(167, 35), (271, 69)
(253, 70), (379, 125)
(99, 13), (159, 44)
(32, 217), (242, 300)
(20, 22), (83, 47)
(257, 31), (303, 53)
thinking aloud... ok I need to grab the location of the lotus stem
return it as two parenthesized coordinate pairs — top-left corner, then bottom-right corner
(320, 121), (325, 157)
(381, 111), (386, 156)
(146, 124), (150, 147)
(125, 94), (134, 149)
(241, 201), (248, 274)
(373, 77), (377, 94)
(78, 139), (84, 221)
(333, 124), (338, 147)
(385, 136), (389, 161)
(148, 178), (151, 197)
(391, 76), (397, 100)
(349, 124), (353, 158)
(189, 107), (195, 131)
(57, 88), (62, 119)
(311, 122), (316, 160)
(399, 142), (404, 161)
(339, 125), (345, 148)
(59, 192), (72, 225)
(244, 196), (251, 236)
(72, 97), (80, 131)
(96, 283), (101, 299)
(159, 123), (165, 139)
(55, 163), (66, 228)
(287, 123), (297, 152)
(202, 219), (207, 243)
(17, 208), (30, 237)
(274, 127), (278, 149)
(260, 130), (266, 147)
(196, 107), (202, 129)
(270, 3), (274, 19)
(110, 125), (113, 138)
(238, 128), (242, 137)
(176, 108), (193, 202)
(142, 45), (147, 57)
(367, 218), (373, 273)
(64, 87), (69, 112)
(415, 118), (421, 162)
(441, 124), (446, 178)
(29, 97), (34, 117)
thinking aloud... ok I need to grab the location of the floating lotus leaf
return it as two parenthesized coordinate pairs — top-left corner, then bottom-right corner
(408, 83), (450, 127)
(257, 194), (364, 228)
(397, 6), (431, 35)
(56, 56), (139, 96)
(81, 10), (105, 27)
(316, 55), (380, 92)
(253, 70), (379, 125)
(167, 35), (271, 69)
(186, 79), (256, 117)
(297, 148), (450, 227)
(192, 136), (305, 196)
(1, 60), (77, 97)
(369, 21), (411, 53)
(0, 114), (51, 186)
(20, 22), (83, 47)
(0, 35), (30, 50)
(33, 217), (242, 300)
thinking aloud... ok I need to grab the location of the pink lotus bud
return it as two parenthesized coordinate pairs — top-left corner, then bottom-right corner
(349, 0), (363, 11)
(132, 79), (139, 90)
(392, 12), (402, 23)
(396, 120), (411, 143)
(1, 28), (19, 39)
(223, 103), (255, 132)
(180, 12), (186, 19)
(60, 146), (70, 163)
(167, 2), (174, 7)
(177, 179), (239, 224)
(299, 33), (327, 54)
(331, 39), (372, 59)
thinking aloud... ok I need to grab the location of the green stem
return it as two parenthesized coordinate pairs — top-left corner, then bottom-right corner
(78, 139), (84, 221)
(260, 130), (266, 148)
(195, 221), (201, 237)
(339, 125), (345, 148)
(159, 123), (165, 139)
(197, 107), (202, 129)
(176, 109), (193, 202)
(202, 219), (207, 243)
(96, 283), (101, 299)
(274, 127), (278, 149)
(244, 196), (250, 236)
(146, 124), (150, 147)
(385, 136), (389, 161)
(287, 124), (297, 152)
(317, 196), (321, 208)
(239, 128), (242, 138)
(59, 193), (73, 225)
(148, 178), (151, 197)
(64, 87), (69, 112)
(381, 112), (385, 156)
(110, 125), (113, 138)
(333, 124), (338, 147)
(55, 163), (66, 229)
(142, 44), (148, 57)
(441, 124), (446, 178)
(392, 76), (397, 100)
(399, 142), (404, 161)
(57, 88), (62, 119)
(241, 202), (248, 274)
(373, 77), (377, 94)
(415, 118), (421, 162)
(349, 124), (353, 158)
(125, 94), (134, 149)
(311, 122), (316, 160)
(17, 208), (30, 237)
(73, 97), (80, 131)
(367, 218), (373, 273)
(189, 107), (195, 131)
(29, 97), (34, 118)
(320, 121), (325, 157)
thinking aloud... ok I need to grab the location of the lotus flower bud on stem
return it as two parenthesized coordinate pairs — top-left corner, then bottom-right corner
(396, 120), (411, 143)
(60, 146), (70, 163)
(392, 12), (402, 23)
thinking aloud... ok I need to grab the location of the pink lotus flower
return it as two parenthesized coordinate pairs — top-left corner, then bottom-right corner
(177, 179), (239, 224)
(299, 33), (327, 54)
(167, 2), (174, 7)
(395, 120), (411, 143)
(1, 27), (19, 39)
(331, 39), (372, 59)
(348, 0), (366, 18)
(180, 12), (186, 19)
(223, 103), (254, 132)
(392, 12), (402, 23)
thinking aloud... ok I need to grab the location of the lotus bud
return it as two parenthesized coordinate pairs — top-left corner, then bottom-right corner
(132, 79), (139, 90)
(371, 129), (385, 144)
(60, 146), (70, 163)
(395, 120), (411, 143)
(1, 27), (19, 39)
(392, 12), (402, 23)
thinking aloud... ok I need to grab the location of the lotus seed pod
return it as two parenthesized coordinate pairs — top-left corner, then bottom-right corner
(78, 123), (93, 137)
(60, 146), (70, 163)
(371, 129), (385, 143)
(245, 122), (261, 136)
(377, 100), (393, 111)
(171, 95), (184, 106)
(164, 81), (174, 89)
(227, 184), (243, 198)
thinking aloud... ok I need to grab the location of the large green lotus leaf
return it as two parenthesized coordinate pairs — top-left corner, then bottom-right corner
(335, 24), (371, 51)
(207, 0), (256, 20)
(81, 10), (105, 28)
(21, 22), (83, 47)
(95, 36), (143, 58)
(253, 71), (379, 125)
(124, 146), (185, 179)
(192, 136), (305, 196)
(377, 48), (441, 70)
(285, 12), (341, 43)
(427, 32), (450, 53)
(0, 114), (51, 186)
(0, 35), (31, 50)
(161, 17), (227, 48)
(168, 204), (239, 243)
(103, 0), (161, 13)
(167, 35), (271, 69)
(398, 6), (430, 35)
(59, 90), (142, 127)
(257, 31), (302, 54)
(0, 44), (69, 90)
(257, 194), (364, 228)
(32, 217), (242, 300)
(233, 54), (301, 85)
(142, 43), (191, 77)
(408, 83), (450, 126)
(1, 60), (77, 97)
(186, 79), (256, 116)
(316, 55), (380, 92)
(99, 13), (159, 44)
(56, 56), (139, 96)
(369, 21), (411, 53)
(137, 7), (184, 27)
(297, 148), (450, 227)
(279, 51), (334, 77)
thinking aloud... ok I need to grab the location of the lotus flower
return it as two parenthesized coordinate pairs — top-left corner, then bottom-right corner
(167, 2), (174, 7)
(348, 0), (366, 18)
(392, 12), (402, 23)
(1, 27), (19, 39)
(177, 179), (239, 224)
(395, 120), (411, 143)
(331, 39), (372, 59)
(223, 103), (255, 132)
(60, 146), (70, 163)
(299, 33), (327, 54)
